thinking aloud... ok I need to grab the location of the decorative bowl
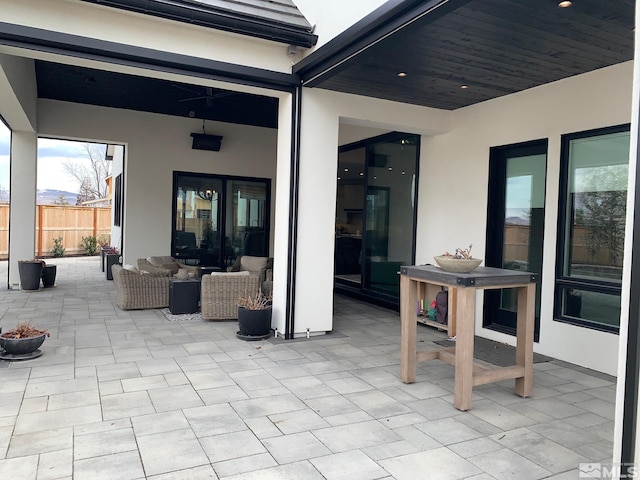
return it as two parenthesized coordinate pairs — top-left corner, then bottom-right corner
(433, 256), (482, 273)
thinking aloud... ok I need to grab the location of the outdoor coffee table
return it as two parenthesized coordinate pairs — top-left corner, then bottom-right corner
(399, 265), (536, 411)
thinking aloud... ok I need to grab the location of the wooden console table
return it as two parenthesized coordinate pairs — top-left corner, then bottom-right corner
(400, 265), (536, 411)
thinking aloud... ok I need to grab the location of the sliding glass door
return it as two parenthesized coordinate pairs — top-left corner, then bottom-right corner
(484, 141), (547, 339)
(335, 132), (419, 306)
(172, 172), (270, 267)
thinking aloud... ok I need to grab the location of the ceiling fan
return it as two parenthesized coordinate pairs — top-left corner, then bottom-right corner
(173, 85), (238, 107)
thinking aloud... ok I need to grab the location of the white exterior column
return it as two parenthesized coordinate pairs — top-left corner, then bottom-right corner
(293, 89), (340, 336)
(612, 0), (640, 464)
(8, 130), (37, 288)
(272, 91), (294, 336)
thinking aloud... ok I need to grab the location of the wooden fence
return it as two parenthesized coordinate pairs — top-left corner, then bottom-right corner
(0, 204), (111, 259)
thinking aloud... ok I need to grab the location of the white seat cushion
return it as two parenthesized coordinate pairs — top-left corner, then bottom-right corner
(240, 256), (268, 272)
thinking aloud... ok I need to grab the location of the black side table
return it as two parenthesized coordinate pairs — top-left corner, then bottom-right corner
(42, 264), (57, 287)
(197, 266), (223, 277)
(169, 279), (200, 314)
(106, 254), (121, 280)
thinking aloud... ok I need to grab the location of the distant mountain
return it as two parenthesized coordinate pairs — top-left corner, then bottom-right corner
(505, 216), (529, 226)
(36, 189), (78, 205)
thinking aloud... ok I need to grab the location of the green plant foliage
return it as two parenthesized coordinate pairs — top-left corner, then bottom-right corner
(52, 236), (65, 257)
(81, 235), (98, 255)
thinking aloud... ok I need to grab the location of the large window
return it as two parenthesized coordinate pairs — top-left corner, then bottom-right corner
(555, 125), (630, 333)
(172, 172), (270, 268)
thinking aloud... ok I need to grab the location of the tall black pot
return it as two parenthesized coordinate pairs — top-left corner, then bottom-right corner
(236, 306), (272, 341)
(18, 261), (44, 291)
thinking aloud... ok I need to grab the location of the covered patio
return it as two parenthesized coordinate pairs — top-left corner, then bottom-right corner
(0, 257), (614, 479)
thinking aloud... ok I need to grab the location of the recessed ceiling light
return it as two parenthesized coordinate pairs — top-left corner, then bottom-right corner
(344, 168), (349, 172)
(359, 172), (364, 176)
(402, 171), (406, 175)
(337, 176), (341, 180)
(388, 167), (393, 171)
(558, 1), (572, 7)
(460, 85), (469, 89)
(397, 72), (407, 77)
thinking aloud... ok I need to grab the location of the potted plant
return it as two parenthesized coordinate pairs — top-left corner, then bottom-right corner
(18, 259), (45, 290)
(0, 321), (50, 359)
(236, 291), (272, 341)
(433, 244), (482, 273)
(565, 289), (582, 317)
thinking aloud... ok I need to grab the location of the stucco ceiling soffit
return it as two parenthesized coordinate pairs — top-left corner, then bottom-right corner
(0, 53), (36, 132)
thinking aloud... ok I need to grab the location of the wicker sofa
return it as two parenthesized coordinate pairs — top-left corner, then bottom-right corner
(200, 272), (260, 320)
(112, 264), (172, 310)
(137, 256), (199, 278)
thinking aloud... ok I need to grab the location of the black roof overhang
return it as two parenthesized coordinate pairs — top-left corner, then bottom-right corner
(81, 0), (318, 48)
(0, 22), (299, 93)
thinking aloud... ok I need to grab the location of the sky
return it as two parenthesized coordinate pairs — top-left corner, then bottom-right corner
(0, 122), (105, 193)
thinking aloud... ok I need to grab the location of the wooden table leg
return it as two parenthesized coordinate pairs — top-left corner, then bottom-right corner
(449, 287), (457, 338)
(515, 283), (535, 397)
(454, 286), (476, 411)
(400, 275), (417, 383)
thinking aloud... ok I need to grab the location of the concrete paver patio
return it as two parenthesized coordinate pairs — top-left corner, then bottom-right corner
(0, 257), (615, 479)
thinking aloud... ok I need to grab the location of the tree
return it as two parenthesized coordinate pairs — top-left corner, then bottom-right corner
(0, 183), (8, 204)
(63, 143), (111, 203)
(52, 194), (69, 205)
(574, 164), (628, 266)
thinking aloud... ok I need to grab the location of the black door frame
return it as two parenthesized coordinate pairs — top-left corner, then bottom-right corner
(483, 139), (548, 341)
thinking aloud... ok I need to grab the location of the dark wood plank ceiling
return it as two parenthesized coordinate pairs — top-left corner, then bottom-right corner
(304, 0), (634, 110)
(35, 61), (279, 129)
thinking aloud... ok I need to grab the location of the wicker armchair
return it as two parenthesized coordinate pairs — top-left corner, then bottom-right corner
(137, 256), (199, 278)
(112, 265), (172, 310)
(227, 256), (273, 284)
(201, 273), (260, 320)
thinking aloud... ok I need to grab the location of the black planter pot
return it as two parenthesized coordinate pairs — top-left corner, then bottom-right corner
(236, 306), (272, 341)
(18, 261), (44, 291)
(42, 264), (57, 287)
(0, 332), (47, 359)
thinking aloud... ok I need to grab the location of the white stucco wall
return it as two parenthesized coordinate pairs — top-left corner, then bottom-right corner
(110, 145), (125, 251)
(3, 0), (297, 74)
(296, 88), (451, 336)
(37, 99), (278, 263)
(418, 62), (633, 375)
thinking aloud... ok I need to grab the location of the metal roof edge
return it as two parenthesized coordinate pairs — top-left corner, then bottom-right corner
(82, 0), (318, 48)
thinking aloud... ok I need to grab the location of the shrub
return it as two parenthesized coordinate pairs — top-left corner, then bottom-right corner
(52, 236), (65, 257)
(81, 235), (98, 255)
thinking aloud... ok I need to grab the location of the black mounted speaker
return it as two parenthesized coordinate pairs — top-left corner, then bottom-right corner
(191, 133), (223, 151)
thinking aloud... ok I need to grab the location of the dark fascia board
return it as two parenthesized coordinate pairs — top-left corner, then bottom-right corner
(81, 0), (318, 48)
(293, 0), (470, 86)
(0, 22), (299, 92)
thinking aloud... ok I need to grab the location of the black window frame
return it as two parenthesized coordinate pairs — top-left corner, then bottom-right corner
(554, 123), (630, 334)
(171, 171), (271, 267)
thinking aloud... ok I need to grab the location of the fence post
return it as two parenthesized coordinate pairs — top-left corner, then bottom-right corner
(37, 204), (43, 257)
(93, 207), (98, 238)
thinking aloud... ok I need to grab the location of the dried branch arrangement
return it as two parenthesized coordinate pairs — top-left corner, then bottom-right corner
(237, 291), (272, 310)
(442, 244), (474, 259)
(1, 322), (50, 339)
